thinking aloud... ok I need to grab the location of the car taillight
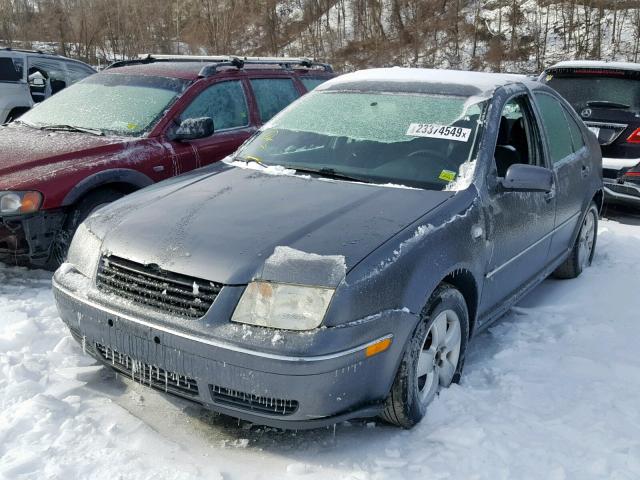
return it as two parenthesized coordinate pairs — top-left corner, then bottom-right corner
(626, 128), (640, 143)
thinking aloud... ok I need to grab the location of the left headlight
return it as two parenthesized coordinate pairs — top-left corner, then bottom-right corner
(0, 191), (42, 215)
(66, 222), (103, 278)
(231, 281), (335, 331)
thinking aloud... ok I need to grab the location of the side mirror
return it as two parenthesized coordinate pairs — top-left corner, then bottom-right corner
(501, 164), (553, 193)
(171, 117), (214, 141)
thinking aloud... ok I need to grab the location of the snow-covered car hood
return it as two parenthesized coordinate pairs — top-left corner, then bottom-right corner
(0, 123), (135, 188)
(92, 163), (453, 286)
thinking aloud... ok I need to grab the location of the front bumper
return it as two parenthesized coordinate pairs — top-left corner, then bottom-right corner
(52, 273), (416, 429)
(0, 210), (65, 267)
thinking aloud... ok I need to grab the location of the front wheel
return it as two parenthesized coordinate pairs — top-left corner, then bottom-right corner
(553, 202), (598, 279)
(380, 283), (469, 428)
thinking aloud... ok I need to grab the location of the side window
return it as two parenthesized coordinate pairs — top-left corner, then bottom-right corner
(563, 107), (586, 152)
(28, 58), (67, 96)
(250, 78), (300, 123)
(493, 96), (540, 177)
(534, 92), (574, 165)
(0, 56), (23, 81)
(181, 80), (249, 132)
(66, 62), (94, 85)
(300, 77), (327, 91)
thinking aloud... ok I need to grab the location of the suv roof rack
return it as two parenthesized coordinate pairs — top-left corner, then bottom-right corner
(0, 47), (48, 55)
(105, 54), (333, 75)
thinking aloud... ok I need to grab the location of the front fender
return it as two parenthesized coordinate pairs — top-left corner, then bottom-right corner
(61, 168), (154, 206)
(326, 188), (487, 328)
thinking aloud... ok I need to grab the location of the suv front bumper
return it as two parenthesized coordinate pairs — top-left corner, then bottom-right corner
(52, 273), (416, 429)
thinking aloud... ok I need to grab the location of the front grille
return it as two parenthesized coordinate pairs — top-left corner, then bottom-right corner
(96, 343), (199, 397)
(96, 255), (222, 319)
(210, 385), (299, 416)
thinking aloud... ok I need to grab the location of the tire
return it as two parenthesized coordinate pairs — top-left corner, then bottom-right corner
(47, 188), (124, 269)
(380, 283), (469, 428)
(553, 202), (598, 279)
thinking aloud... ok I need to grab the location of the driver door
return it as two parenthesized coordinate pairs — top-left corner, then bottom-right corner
(478, 94), (556, 321)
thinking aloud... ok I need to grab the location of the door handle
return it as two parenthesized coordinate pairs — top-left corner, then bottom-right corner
(581, 165), (590, 177)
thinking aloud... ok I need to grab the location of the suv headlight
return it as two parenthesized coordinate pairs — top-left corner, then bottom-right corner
(231, 281), (334, 331)
(66, 223), (102, 278)
(0, 191), (42, 214)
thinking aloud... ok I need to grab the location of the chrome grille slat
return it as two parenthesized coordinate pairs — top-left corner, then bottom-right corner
(96, 255), (221, 319)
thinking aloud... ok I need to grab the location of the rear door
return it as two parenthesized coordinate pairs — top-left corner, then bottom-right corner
(479, 93), (556, 319)
(533, 91), (587, 263)
(168, 78), (255, 173)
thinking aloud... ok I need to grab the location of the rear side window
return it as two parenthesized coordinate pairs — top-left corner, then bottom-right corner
(250, 78), (299, 123)
(181, 80), (249, 131)
(534, 93), (574, 164)
(66, 61), (94, 84)
(0, 56), (24, 82)
(300, 77), (327, 91)
(564, 107), (586, 152)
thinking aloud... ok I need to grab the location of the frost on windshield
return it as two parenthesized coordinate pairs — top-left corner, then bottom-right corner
(260, 246), (346, 287)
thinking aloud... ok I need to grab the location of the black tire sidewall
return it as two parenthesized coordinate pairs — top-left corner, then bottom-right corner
(400, 285), (470, 425)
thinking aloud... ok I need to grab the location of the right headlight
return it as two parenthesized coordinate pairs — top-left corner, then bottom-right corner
(66, 222), (103, 278)
(231, 281), (335, 331)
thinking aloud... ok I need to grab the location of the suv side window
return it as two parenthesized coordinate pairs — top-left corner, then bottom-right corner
(300, 77), (327, 91)
(65, 61), (94, 85)
(563, 106), (586, 152)
(181, 80), (249, 132)
(493, 95), (542, 177)
(28, 57), (67, 94)
(0, 56), (24, 82)
(250, 78), (299, 123)
(534, 92), (574, 164)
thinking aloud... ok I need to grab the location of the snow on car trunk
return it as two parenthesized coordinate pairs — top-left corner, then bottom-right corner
(1, 218), (640, 479)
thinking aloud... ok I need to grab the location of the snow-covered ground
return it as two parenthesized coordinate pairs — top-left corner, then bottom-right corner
(1, 216), (639, 480)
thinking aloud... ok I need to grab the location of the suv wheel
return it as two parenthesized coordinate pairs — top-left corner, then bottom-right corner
(553, 202), (598, 279)
(380, 283), (469, 428)
(47, 188), (124, 269)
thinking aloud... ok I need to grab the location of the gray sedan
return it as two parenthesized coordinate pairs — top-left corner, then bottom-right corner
(53, 68), (603, 429)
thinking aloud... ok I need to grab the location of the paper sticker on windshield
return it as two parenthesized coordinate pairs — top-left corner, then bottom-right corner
(439, 170), (457, 182)
(406, 123), (471, 142)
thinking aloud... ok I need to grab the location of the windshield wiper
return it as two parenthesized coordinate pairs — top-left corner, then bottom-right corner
(586, 100), (630, 110)
(286, 166), (372, 184)
(39, 124), (104, 136)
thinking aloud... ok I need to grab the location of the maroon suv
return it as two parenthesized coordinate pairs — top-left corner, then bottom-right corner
(0, 55), (333, 268)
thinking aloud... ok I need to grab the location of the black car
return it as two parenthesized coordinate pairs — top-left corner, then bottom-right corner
(541, 61), (640, 207)
(53, 68), (603, 430)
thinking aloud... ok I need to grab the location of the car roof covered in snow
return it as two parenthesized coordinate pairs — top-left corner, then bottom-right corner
(318, 67), (529, 96)
(546, 60), (640, 72)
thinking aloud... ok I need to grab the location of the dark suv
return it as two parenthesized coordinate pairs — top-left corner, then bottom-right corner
(0, 55), (333, 267)
(541, 61), (640, 207)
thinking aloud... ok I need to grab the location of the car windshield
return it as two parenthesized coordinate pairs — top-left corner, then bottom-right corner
(0, 56), (24, 82)
(19, 73), (189, 136)
(546, 73), (640, 111)
(234, 90), (487, 190)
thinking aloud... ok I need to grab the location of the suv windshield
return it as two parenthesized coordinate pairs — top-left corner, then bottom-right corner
(20, 73), (189, 136)
(0, 56), (24, 82)
(546, 73), (640, 111)
(234, 90), (487, 190)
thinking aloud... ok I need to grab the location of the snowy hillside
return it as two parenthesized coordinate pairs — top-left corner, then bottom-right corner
(1, 217), (639, 479)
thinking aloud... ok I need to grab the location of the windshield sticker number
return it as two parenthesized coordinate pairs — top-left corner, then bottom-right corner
(406, 124), (471, 142)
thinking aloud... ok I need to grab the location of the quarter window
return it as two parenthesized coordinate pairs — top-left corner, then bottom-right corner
(181, 80), (249, 132)
(300, 77), (327, 91)
(534, 93), (574, 164)
(250, 78), (299, 123)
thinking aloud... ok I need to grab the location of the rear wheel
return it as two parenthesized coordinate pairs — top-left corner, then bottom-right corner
(380, 283), (469, 428)
(553, 202), (598, 279)
(47, 188), (124, 269)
